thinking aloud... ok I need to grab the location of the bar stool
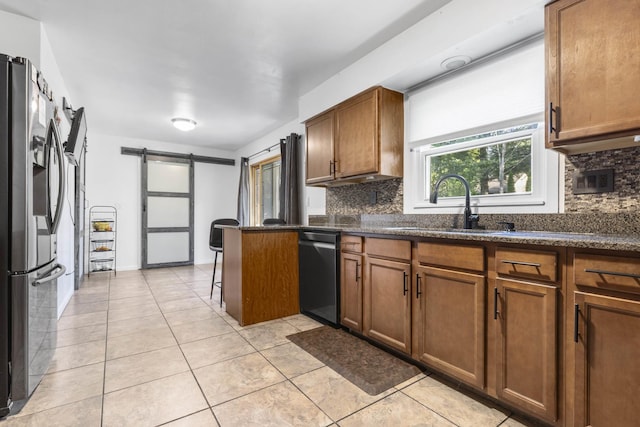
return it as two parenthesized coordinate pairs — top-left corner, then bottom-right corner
(209, 218), (239, 305)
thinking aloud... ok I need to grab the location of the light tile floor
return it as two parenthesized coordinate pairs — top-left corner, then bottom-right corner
(0, 265), (541, 427)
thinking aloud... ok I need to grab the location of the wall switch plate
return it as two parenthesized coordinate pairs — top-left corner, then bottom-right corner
(573, 169), (614, 194)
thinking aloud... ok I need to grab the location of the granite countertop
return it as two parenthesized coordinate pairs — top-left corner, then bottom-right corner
(305, 225), (640, 252)
(218, 224), (640, 252)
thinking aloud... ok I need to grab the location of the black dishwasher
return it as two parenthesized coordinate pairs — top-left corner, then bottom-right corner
(298, 230), (340, 326)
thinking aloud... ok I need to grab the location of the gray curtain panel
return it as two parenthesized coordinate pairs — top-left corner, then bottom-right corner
(280, 133), (301, 224)
(237, 157), (250, 225)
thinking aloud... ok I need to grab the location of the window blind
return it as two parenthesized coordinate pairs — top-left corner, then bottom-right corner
(406, 39), (544, 144)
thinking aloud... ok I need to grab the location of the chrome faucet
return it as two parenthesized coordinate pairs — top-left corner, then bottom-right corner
(430, 174), (479, 229)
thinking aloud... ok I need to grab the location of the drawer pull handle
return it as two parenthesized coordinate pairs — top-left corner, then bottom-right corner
(574, 303), (580, 343)
(493, 287), (499, 320)
(501, 260), (542, 268)
(584, 269), (640, 279)
(355, 263), (360, 282)
(416, 274), (422, 299)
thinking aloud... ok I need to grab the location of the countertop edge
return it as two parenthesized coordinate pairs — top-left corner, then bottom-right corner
(217, 224), (640, 252)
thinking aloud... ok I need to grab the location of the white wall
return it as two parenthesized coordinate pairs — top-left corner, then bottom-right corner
(86, 133), (237, 270)
(0, 10), (40, 65)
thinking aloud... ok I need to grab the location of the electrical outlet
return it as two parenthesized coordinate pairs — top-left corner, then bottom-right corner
(573, 169), (614, 194)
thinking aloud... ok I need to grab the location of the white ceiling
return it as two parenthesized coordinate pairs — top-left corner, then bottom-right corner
(0, 0), (546, 151)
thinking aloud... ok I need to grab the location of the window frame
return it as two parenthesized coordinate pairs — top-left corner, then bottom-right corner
(405, 114), (560, 214)
(250, 155), (281, 226)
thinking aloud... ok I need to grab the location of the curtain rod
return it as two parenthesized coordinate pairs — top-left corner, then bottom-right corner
(247, 139), (285, 160)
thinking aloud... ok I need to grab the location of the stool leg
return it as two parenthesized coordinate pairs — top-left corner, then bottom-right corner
(210, 251), (218, 299)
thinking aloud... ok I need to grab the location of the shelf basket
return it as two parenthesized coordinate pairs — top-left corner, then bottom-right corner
(90, 258), (114, 272)
(91, 240), (114, 252)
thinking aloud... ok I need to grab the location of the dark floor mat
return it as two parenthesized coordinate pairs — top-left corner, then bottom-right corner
(287, 326), (422, 395)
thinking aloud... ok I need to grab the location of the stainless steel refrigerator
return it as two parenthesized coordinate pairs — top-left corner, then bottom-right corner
(1, 54), (66, 417)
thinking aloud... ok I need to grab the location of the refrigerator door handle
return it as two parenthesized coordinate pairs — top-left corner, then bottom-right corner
(48, 118), (66, 234)
(33, 263), (66, 286)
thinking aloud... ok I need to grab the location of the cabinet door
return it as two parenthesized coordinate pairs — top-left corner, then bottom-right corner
(573, 292), (640, 427)
(413, 266), (485, 389)
(495, 279), (557, 422)
(335, 89), (379, 178)
(546, 0), (640, 145)
(340, 252), (362, 332)
(305, 110), (335, 184)
(363, 257), (411, 354)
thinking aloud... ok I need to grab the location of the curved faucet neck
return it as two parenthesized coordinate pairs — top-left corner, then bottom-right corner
(433, 173), (471, 207)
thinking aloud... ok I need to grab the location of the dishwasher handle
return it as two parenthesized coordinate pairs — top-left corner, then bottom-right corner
(299, 240), (337, 251)
(299, 231), (339, 244)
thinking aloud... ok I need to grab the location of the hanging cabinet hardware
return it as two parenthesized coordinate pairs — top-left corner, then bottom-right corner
(549, 102), (558, 135)
(574, 303), (580, 343)
(493, 287), (500, 320)
(584, 268), (640, 279)
(415, 274), (422, 298)
(501, 260), (542, 268)
(329, 160), (334, 175)
(403, 272), (408, 296)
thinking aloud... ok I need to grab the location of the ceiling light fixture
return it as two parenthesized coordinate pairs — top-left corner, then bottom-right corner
(171, 117), (197, 132)
(440, 55), (472, 71)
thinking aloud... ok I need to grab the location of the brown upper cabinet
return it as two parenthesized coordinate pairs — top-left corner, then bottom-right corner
(304, 86), (404, 185)
(305, 110), (335, 185)
(545, 0), (640, 153)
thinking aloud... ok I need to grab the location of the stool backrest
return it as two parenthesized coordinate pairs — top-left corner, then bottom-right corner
(209, 218), (239, 250)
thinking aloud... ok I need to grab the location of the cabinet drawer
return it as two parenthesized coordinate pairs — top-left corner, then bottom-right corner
(366, 237), (411, 261)
(574, 253), (640, 295)
(341, 235), (363, 253)
(416, 242), (484, 272)
(496, 247), (558, 283)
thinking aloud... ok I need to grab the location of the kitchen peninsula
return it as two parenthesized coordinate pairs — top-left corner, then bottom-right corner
(221, 226), (300, 326)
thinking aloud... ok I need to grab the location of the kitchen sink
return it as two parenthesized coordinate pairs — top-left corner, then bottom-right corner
(382, 226), (423, 230)
(381, 227), (594, 238)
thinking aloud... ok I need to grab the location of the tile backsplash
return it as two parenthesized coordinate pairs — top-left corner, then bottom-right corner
(564, 146), (640, 213)
(324, 147), (640, 216)
(326, 178), (403, 215)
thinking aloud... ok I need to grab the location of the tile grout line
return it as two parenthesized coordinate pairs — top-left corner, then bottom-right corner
(144, 269), (223, 427)
(99, 271), (113, 427)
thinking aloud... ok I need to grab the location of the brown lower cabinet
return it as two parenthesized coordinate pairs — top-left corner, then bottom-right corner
(340, 251), (363, 332)
(222, 228), (299, 326)
(362, 238), (412, 354)
(573, 292), (640, 427)
(495, 278), (558, 421)
(337, 235), (640, 426)
(413, 265), (486, 389)
(363, 255), (411, 354)
(569, 250), (640, 427)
